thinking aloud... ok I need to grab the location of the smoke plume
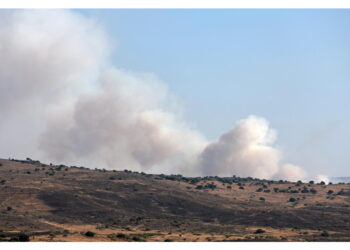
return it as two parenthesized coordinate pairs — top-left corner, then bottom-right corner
(0, 9), (327, 181)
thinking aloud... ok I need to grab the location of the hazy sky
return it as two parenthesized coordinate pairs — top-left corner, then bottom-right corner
(75, 9), (350, 177)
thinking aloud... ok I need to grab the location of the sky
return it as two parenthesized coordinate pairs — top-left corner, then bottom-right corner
(0, 9), (348, 180)
(75, 9), (350, 177)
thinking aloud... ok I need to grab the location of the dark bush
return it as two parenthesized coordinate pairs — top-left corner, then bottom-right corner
(320, 231), (329, 237)
(116, 233), (126, 238)
(195, 185), (203, 190)
(254, 229), (265, 234)
(164, 239), (173, 242)
(256, 188), (263, 192)
(132, 236), (142, 241)
(85, 231), (95, 237)
(227, 185), (232, 189)
(310, 189), (317, 194)
(320, 181), (326, 185)
(18, 233), (30, 242)
(259, 197), (265, 201)
(205, 183), (217, 190)
(327, 190), (334, 195)
(309, 181), (314, 184)
(289, 197), (297, 202)
(239, 186), (245, 190)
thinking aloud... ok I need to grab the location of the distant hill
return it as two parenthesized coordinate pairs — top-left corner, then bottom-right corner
(1, 158), (350, 242)
(331, 177), (350, 184)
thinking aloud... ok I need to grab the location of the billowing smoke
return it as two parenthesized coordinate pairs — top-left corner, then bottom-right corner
(196, 116), (308, 180)
(0, 9), (327, 181)
(39, 68), (208, 174)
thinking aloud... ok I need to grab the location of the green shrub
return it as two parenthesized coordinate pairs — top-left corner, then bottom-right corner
(289, 197), (296, 202)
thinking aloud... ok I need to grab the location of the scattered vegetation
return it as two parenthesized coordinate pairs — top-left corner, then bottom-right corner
(84, 231), (95, 237)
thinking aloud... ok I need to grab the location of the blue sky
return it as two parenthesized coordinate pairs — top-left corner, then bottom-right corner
(77, 9), (350, 177)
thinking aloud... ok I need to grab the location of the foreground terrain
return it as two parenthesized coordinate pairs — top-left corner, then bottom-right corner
(0, 158), (350, 242)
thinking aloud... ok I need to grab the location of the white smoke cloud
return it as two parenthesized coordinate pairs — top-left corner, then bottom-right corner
(314, 174), (330, 184)
(39, 68), (207, 173)
(0, 9), (325, 181)
(274, 164), (308, 182)
(195, 116), (308, 180)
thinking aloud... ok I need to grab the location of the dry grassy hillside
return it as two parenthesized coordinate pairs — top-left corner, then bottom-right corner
(0, 158), (350, 242)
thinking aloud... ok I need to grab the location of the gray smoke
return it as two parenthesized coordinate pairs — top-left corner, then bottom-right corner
(0, 9), (328, 181)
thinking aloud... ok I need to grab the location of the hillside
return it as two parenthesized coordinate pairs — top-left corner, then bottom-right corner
(0, 158), (350, 242)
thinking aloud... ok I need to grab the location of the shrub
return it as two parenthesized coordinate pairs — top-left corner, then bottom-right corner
(254, 229), (265, 234)
(164, 239), (173, 242)
(256, 188), (263, 192)
(132, 236), (142, 241)
(227, 185), (232, 189)
(289, 197), (296, 202)
(116, 233), (126, 238)
(327, 190), (334, 195)
(85, 231), (95, 237)
(239, 186), (245, 190)
(320, 231), (329, 237)
(18, 233), (30, 242)
(310, 189), (317, 194)
(205, 183), (217, 190)
(195, 185), (203, 190)
(259, 197), (265, 201)
(309, 181), (314, 184)
(320, 181), (326, 185)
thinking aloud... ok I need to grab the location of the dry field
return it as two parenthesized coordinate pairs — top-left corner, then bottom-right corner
(0, 158), (350, 242)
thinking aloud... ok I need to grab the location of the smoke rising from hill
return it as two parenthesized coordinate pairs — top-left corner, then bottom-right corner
(0, 10), (328, 181)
